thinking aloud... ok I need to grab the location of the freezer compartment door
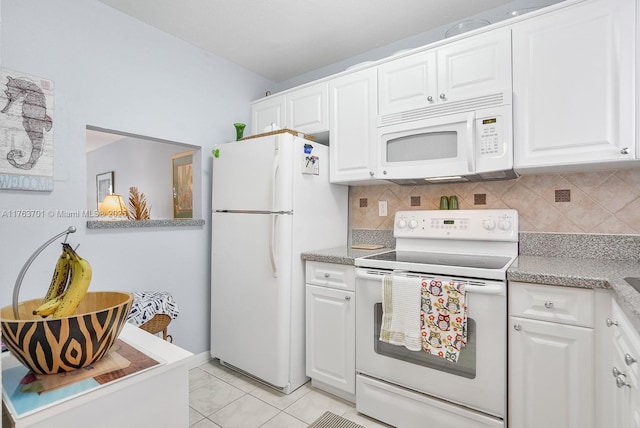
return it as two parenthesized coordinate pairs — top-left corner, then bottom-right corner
(212, 135), (294, 212)
(211, 211), (293, 388)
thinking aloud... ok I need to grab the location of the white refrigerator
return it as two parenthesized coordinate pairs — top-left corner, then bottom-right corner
(210, 132), (348, 393)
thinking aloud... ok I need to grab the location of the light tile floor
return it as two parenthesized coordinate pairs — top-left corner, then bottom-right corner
(189, 359), (393, 428)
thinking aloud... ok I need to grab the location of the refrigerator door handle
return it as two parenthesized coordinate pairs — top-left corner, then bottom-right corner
(269, 214), (278, 277)
(271, 141), (280, 212)
(269, 142), (280, 277)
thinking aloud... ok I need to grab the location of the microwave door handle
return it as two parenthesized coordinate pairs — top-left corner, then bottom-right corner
(466, 112), (475, 173)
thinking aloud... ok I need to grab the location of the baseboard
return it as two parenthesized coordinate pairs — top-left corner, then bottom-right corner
(187, 350), (212, 369)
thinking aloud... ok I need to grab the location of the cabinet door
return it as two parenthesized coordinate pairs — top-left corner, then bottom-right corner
(251, 95), (285, 135)
(305, 284), (355, 394)
(611, 344), (633, 428)
(286, 83), (329, 134)
(509, 316), (594, 428)
(609, 299), (640, 428)
(437, 28), (511, 103)
(377, 51), (437, 120)
(512, 0), (635, 170)
(329, 68), (377, 183)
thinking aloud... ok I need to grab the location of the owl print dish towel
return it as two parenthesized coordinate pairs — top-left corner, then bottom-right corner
(421, 278), (468, 363)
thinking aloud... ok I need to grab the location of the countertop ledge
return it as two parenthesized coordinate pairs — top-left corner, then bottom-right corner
(86, 219), (205, 229)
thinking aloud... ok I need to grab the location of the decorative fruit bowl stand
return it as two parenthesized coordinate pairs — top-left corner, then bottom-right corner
(1, 228), (192, 428)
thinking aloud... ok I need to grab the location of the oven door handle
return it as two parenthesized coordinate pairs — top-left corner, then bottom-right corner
(355, 269), (505, 296)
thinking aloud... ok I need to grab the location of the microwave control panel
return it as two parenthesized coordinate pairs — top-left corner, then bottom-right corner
(477, 116), (502, 156)
(475, 105), (512, 174)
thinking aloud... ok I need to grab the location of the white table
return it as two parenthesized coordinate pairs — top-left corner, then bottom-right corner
(2, 323), (192, 428)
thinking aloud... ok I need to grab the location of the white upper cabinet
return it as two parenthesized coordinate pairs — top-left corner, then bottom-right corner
(377, 28), (511, 126)
(512, 0), (636, 172)
(377, 50), (437, 119)
(436, 28), (512, 104)
(251, 94), (285, 135)
(251, 82), (329, 136)
(286, 83), (329, 134)
(329, 68), (378, 183)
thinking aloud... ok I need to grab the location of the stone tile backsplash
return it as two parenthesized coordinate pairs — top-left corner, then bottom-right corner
(350, 168), (640, 233)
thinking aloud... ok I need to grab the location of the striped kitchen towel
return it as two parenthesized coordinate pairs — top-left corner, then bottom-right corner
(379, 275), (423, 351)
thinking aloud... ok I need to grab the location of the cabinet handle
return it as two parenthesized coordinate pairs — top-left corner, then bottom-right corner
(606, 318), (619, 327)
(439, 93), (447, 100)
(324, 273), (330, 278)
(613, 367), (626, 378)
(382, 170), (387, 175)
(427, 95), (434, 102)
(616, 376), (632, 388)
(345, 295), (351, 301)
(544, 300), (554, 309)
(621, 147), (630, 155)
(513, 324), (522, 331)
(626, 353), (637, 366)
(369, 171), (374, 177)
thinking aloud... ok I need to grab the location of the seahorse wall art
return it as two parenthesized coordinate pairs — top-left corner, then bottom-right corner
(0, 69), (54, 191)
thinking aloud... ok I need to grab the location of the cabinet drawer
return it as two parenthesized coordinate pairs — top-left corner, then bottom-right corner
(509, 282), (594, 328)
(305, 261), (355, 291)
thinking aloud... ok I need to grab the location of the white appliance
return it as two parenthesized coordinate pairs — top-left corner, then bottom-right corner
(355, 209), (518, 428)
(378, 104), (516, 184)
(210, 132), (348, 394)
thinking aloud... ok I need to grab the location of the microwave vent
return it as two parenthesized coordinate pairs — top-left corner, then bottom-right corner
(389, 168), (518, 186)
(379, 93), (506, 127)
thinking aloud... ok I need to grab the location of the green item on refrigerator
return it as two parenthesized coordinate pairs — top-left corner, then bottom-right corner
(449, 196), (459, 209)
(439, 196), (449, 210)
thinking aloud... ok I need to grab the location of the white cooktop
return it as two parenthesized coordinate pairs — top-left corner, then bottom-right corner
(355, 209), (519, 280)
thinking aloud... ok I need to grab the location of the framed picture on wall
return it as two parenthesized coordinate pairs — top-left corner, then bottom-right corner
(96, 171), (114, 209)
(172, 151), (193, 219)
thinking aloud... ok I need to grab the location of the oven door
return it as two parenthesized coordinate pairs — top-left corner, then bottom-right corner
(355, 268), (506, 418)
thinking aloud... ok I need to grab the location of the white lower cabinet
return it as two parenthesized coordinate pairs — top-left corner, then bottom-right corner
(509, 282), (595, 428)
(605, 299), (640, 428)
(305, 262), (355, 401)
(509, 316), (593, 428)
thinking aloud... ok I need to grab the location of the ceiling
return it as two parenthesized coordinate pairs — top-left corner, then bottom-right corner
(97, 0), (525, 82)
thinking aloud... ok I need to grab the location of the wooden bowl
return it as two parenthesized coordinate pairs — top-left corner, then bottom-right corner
(1, 291), (133, 374)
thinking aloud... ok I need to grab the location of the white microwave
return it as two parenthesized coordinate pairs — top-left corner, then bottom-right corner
(377, 104), (516, 183)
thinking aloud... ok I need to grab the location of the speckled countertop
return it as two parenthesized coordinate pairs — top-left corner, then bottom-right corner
(300, 246), (390, 265)
(302, 230), (640, 333)
(508, 255), (640, 331)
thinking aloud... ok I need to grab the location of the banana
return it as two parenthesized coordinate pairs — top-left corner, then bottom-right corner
(52, 247), (92, 318)
(42, 247), (71, 304)
(33, 293), (65, 317)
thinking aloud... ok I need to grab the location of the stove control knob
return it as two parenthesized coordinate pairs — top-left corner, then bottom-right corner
(408, 219), (419, 229)
(397, 219), (407, 229)
(498, 219), (512, 231)
(483, 219), (496, 231)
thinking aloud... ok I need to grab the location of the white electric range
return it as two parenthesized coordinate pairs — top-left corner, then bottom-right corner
(354, 209), (518, 428)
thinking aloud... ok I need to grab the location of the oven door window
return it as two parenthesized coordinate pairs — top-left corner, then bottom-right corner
(386, 131), (458, 162)
(373, 303), (476, 379)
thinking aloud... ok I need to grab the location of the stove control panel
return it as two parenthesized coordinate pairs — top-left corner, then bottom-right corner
(394, 209), (518, 241)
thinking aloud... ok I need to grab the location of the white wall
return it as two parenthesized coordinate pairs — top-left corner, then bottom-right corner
(272, 0), (564, 92)
(0, 0), (272, 354)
